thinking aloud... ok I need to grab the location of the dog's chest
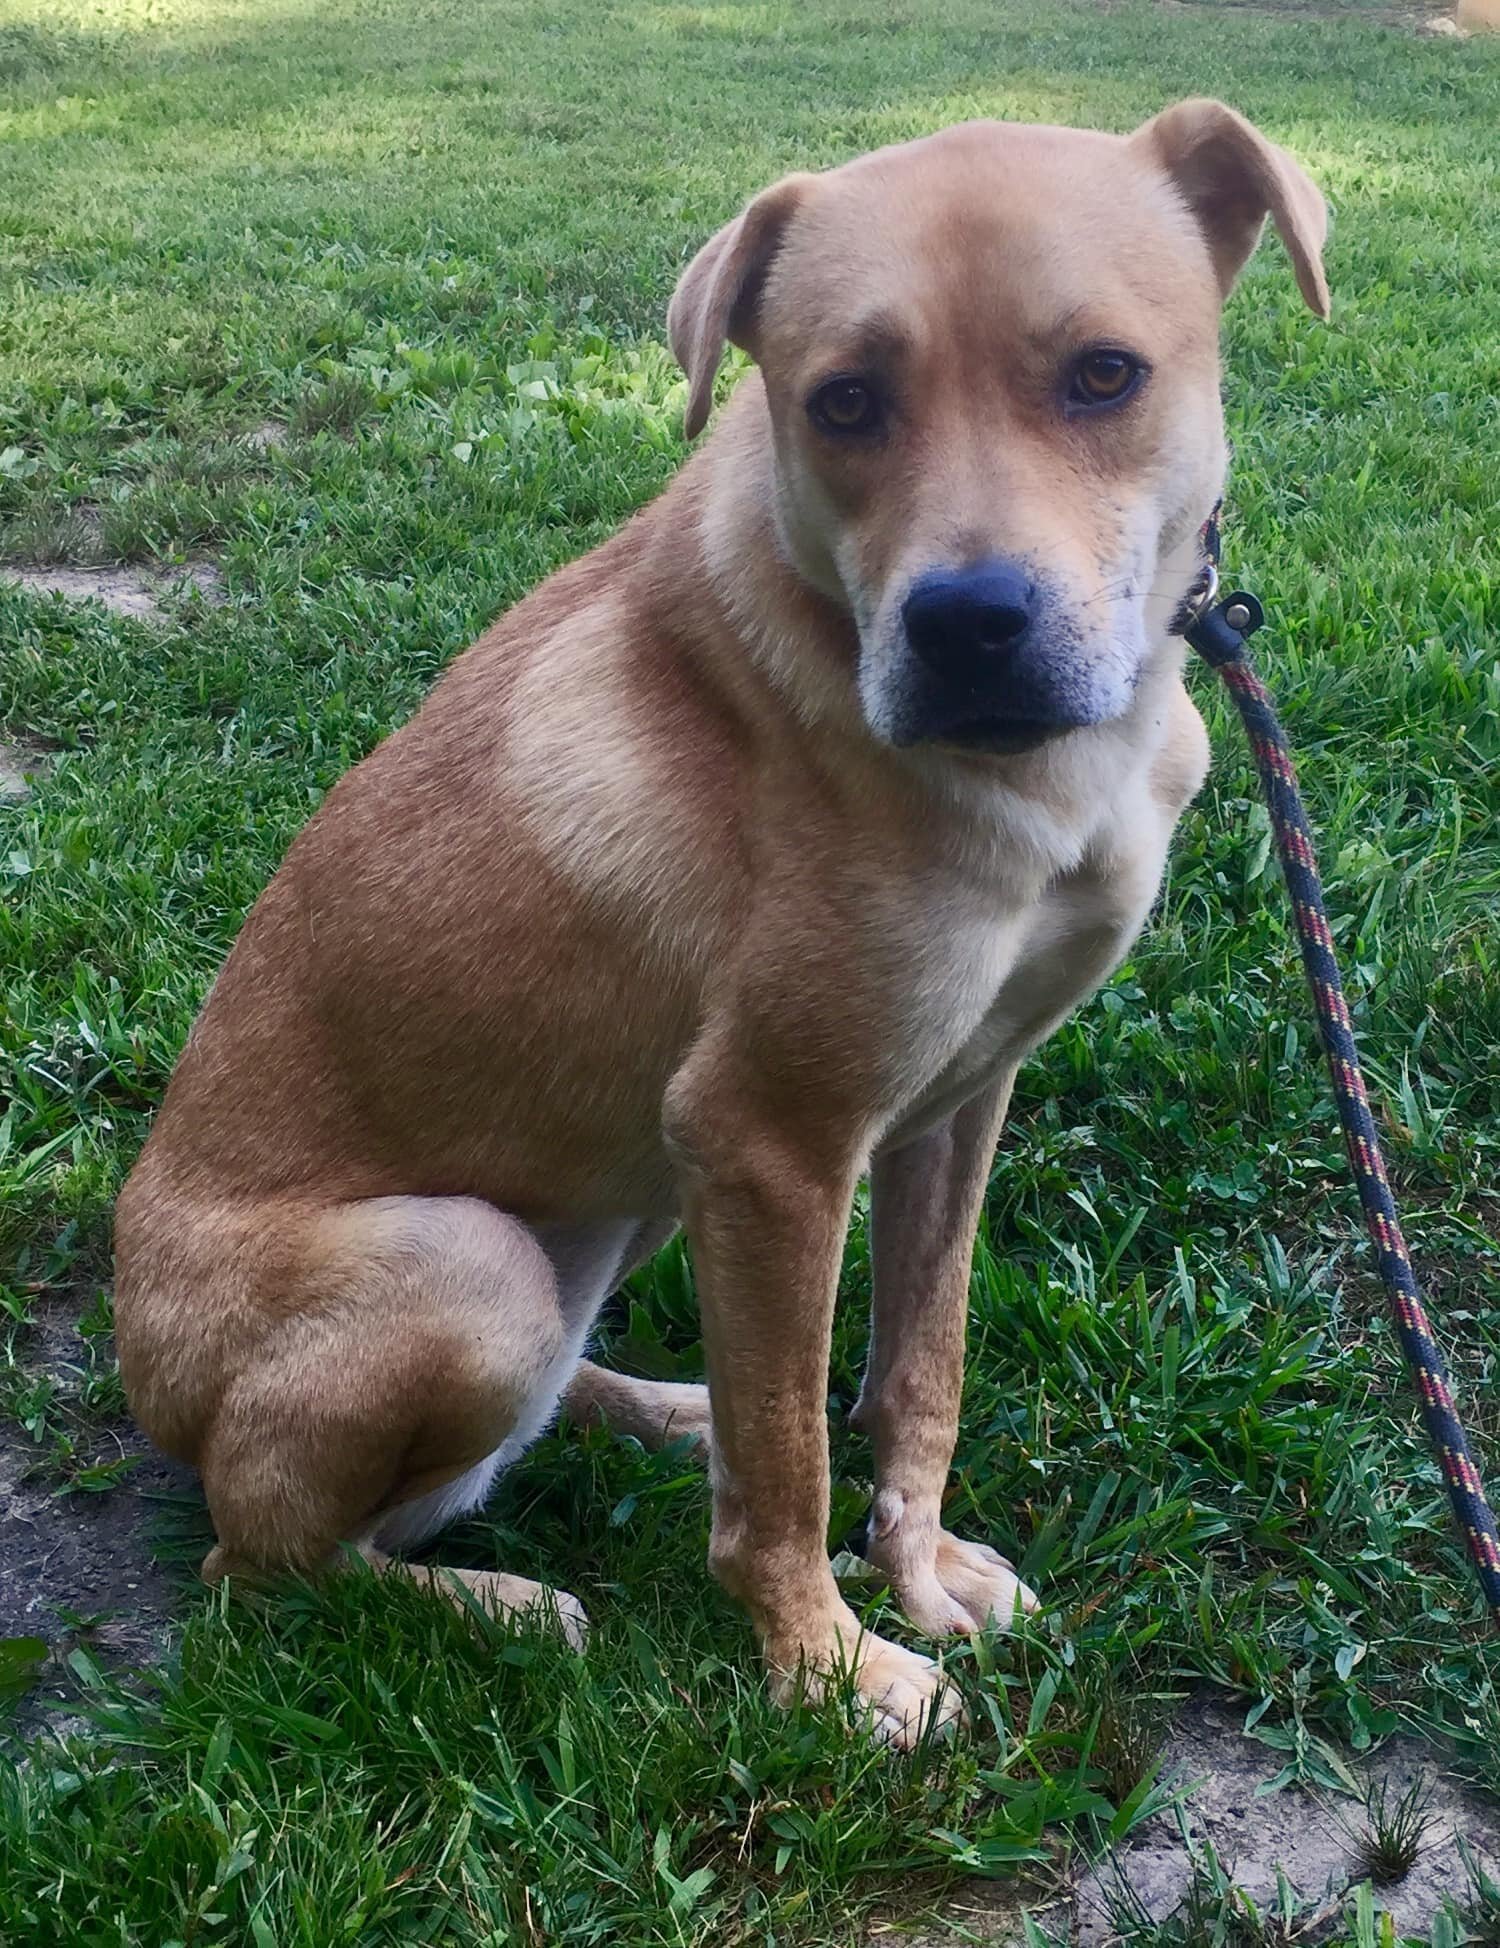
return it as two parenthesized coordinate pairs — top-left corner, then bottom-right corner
(877, 819), (1168, 1149)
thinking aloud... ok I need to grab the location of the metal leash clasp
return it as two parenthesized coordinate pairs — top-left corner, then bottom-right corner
(1185, 580), (1264, 668)
(1183, 556), (1219, 626)
(1177, 498), (1264, 665)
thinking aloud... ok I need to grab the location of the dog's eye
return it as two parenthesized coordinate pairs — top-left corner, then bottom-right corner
(1068, 350), (1144, 409)
(809, 377), (881, 436)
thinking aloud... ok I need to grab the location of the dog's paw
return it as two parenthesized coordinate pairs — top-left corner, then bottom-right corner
(908, 1533), (1037, 1636)
(424, 1566), (590, 1650)
(523, 1581), (591, 1652)
(768, 1609), (963, 1750)
(848, 1632), (964, 1747)
(864, 1494), (1037, 1637)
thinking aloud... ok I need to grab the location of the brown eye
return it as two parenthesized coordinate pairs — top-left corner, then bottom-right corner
(809, 377), (882, 436)
(1069, 349), (1144, 409)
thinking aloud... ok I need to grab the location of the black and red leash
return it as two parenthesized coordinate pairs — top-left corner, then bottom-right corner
(1179, 514), (1500, 1615)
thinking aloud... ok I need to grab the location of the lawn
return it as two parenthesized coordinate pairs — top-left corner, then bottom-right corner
(2, 0), (1500, 1940)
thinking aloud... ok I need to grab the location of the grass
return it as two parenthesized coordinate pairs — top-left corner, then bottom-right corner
(1355, 1775), (1440, 1886)
(1, 0), (1499, 1939)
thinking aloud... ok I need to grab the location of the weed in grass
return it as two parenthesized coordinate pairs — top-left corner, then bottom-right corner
(1352, 1775), (1440, 1887)
(1449, 1839), (1500, 1945)
(164, 440), (269, 490)
(290, 367), (378, 437)
(1, 1368), (55, 1443)
(1077, 1661), (1175, 1812)
(54, 1442), (139, 1494)
(94, 479), (232, 561)
(0, 505), (102, 567)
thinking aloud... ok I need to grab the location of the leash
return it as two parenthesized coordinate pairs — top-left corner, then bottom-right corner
(1179, 512), (1500, 1616)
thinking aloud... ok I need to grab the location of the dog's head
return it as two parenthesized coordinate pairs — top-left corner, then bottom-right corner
(669, 101), (1327, 754)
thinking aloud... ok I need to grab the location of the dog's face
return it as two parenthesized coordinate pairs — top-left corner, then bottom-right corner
(671, 101), (1328, 754)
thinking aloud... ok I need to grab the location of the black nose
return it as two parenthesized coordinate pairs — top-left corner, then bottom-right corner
(902, 560), (1038, 685)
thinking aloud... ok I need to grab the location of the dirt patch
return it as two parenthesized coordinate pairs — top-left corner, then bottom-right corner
(1070, 1693), (1500, 1941)
(895, 1693), (1500, 1943)
(1, 1298), (192, 1739)
(874, 1880), (1040, 1944)
(1159, 0), (1459, 30)
(3, 560), (224, 622)
(0, 736), (53, 803)
(246, 420), (288, 452)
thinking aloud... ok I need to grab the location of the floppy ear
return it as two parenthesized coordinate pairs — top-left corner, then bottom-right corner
(1132, 98), (1330, 319)
(667, 174), (815, 439)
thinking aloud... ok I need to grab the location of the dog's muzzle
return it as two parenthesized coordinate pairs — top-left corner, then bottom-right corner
(896, 558), (1112, 752)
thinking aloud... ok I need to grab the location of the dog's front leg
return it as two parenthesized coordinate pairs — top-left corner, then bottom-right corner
(671, 1076), (959, 1748)
(854, 1075), (1038, 1636)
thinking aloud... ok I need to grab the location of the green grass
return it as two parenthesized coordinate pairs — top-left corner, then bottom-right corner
(2, 0), (1500, 1939)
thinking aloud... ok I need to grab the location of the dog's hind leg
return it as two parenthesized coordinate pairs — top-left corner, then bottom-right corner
(556, 1218), (713, 1455)
(563, 1362), (711, 1453)
(193, 1194), (587, 1643)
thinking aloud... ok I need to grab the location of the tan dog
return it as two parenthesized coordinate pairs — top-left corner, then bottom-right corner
(115, 100), (1327, 1745)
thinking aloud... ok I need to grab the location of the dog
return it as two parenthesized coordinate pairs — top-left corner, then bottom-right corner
(114, 98), (1327, 1746)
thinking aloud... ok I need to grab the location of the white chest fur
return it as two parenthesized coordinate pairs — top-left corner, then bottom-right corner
(877, 750), (1184, 1151)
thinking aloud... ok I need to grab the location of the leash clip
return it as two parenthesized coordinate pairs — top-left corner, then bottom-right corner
(1181, 557), (1219, 626)
(1177, 497), (1264, 665)
(1185, 585), (1264, 668)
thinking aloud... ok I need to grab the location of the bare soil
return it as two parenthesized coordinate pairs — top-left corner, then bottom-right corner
(898, 1694), (1500, 1942)
(0, 1299), (192, 1740)
(2, 560), (224, 621)
(0, 736), (52, 802)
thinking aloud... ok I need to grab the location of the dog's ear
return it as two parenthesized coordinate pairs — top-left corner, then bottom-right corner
(668, 174), (815, 439)
(1132, 98), (1329, 319)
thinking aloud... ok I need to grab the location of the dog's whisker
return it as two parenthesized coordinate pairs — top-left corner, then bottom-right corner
(1074, 575), (1197, 616)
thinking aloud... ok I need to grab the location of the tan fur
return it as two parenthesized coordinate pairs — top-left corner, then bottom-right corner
(115, 101), (1326, 1746)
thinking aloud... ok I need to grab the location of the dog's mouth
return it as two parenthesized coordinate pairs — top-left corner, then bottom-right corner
(891, 705), (1084, 756)
(934, 716), (1067, 755)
